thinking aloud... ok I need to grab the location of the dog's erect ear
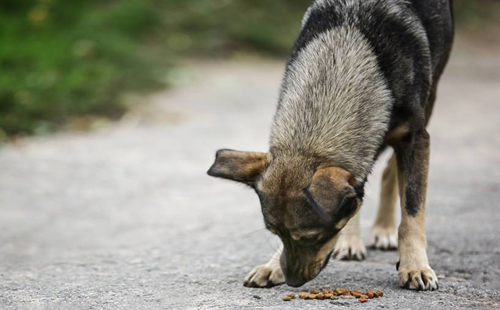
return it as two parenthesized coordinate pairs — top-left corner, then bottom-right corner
(303, 167), (359, 228)
(207, 149), (268, 185)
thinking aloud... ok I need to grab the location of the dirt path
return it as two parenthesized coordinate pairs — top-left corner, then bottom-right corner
(1, 51), (499, 309)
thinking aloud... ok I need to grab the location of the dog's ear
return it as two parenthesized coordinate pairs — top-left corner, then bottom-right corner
(303, 167), (359, 228)
(207, 149), (268, 186)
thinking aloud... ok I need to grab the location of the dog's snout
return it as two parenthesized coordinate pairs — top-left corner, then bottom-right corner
(285, 275), (307, 287)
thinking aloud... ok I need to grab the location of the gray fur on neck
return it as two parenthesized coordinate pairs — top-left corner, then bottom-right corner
(270, 26), (393, 184)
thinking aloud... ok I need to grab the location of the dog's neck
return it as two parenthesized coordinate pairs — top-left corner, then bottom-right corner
(270, 26), (393, 184)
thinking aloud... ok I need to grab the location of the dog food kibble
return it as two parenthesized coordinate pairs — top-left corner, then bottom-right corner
(281, 288), (384, 303)
(336, 288), (348, 295)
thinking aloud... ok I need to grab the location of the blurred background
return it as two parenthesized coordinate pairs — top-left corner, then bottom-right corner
(0, 0), (499, 140)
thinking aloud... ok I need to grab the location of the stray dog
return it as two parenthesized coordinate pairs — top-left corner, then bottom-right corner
(208, 0), (454, 290)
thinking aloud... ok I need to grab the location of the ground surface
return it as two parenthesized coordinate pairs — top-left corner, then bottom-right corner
(1, 49), (500, 310)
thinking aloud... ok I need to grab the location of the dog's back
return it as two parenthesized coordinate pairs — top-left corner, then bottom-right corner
(271, 0), (454, 183)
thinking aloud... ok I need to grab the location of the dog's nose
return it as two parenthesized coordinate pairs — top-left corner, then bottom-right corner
(285, 275), (307, 287)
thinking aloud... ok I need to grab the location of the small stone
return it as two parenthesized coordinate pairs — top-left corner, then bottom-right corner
(358, 298), (368, 303)
(376, 290), (384, 297)
(367, 292), (375, 299)
(331, 295), (339, 300)
(287, 293), (295, 299)
(298, 292), (308, 299)
(253, 295), (261, 299)
(283, 296), (292, 301)
(310, 289), (321, 294)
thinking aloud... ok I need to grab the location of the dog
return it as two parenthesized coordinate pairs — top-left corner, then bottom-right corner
(208, 0), (454, 290)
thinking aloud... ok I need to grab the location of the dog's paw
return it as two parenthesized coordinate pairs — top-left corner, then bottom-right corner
(369, 225), (397, 250)
(398, 265), (439, 291)
(333, 234), (366, 261)
(243, 264), (285, 288)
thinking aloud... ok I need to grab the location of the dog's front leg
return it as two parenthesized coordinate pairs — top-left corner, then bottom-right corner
(243, 246), (285, 288)
(333, 212), (366, 261)
(395, 130), (438, 291)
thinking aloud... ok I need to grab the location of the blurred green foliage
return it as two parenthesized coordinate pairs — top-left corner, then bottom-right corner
(0, 0), (167, 136)
(163, 0), (309, 56)
(0, 0), (498, 137)
(0, 0), (310, 137)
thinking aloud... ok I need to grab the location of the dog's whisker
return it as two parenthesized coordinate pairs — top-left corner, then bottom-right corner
(242, 228), (267, 239)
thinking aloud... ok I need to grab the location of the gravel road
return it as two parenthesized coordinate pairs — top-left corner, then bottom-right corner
(1, 49), (500, 309)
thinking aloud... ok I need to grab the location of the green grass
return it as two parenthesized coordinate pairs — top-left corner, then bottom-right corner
(0, 0), (167, 137)
(0, 0), (497, 139)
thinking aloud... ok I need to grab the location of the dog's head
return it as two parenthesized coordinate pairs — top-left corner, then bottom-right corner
(207, 149), (361, 287)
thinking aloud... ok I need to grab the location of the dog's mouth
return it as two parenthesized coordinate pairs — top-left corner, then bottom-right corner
(286, 249), (334, 287)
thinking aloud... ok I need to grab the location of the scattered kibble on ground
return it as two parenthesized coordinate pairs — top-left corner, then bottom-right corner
(282, 288), (384, 303)
(282, 293), (296, 301)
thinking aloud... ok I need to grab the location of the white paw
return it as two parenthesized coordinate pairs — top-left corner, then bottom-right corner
(398, 265), (439, 291)
(243, 264), (285, 288)
(370, 225), (398, 250)
(333, 233), (366, 261)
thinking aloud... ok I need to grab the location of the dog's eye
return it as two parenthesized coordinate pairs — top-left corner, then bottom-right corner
(297, 232), (324, 245)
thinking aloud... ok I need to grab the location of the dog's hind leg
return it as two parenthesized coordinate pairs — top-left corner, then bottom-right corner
(333, 212), (367, 261)
(395, 130), (438, 291)
(370, 154), (398, 250)
(243, 246), (285, 288)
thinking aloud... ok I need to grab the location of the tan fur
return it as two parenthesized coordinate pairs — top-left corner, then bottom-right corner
(334, 212), (366, 260)
(396, 137), (438, 290)
(385, 124), (411, 144)
(244, 246), (285, 288)
(312, 166), (355, 189)
(370, 154), (398, 249)
(207, 150), (268, 184)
